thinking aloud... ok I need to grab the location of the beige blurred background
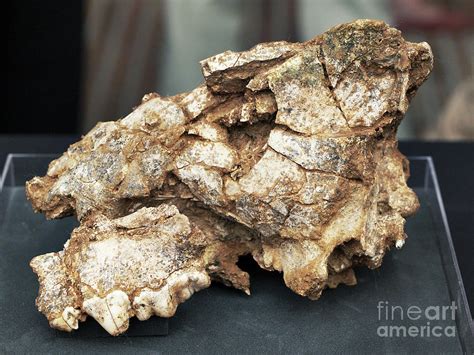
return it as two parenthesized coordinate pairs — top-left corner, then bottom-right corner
(80, 0), (473, 140)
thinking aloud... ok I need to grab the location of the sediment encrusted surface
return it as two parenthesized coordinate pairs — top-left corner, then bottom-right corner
(27, 20), (433, 335)
(30, 204), (254, 335)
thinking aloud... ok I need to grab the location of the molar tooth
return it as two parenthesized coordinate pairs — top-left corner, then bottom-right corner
(133, 287), (176, 319)
(83, 290), (131, 336)
(50, 316), (73, 332)
(62, 306), (81, 330)
(133, 271), (211, 320)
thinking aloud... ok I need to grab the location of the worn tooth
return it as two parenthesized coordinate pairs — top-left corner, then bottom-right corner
(83, 291), (131, 336)
(61, 307), (81, 330)
(133, 288), (175, 320)
(49, 316), (74, 332)
(133, 270), (210, 320)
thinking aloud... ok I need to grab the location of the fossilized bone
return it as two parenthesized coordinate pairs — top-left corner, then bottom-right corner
(30, 204), (255, 334)
(27, 20), (433, 335)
